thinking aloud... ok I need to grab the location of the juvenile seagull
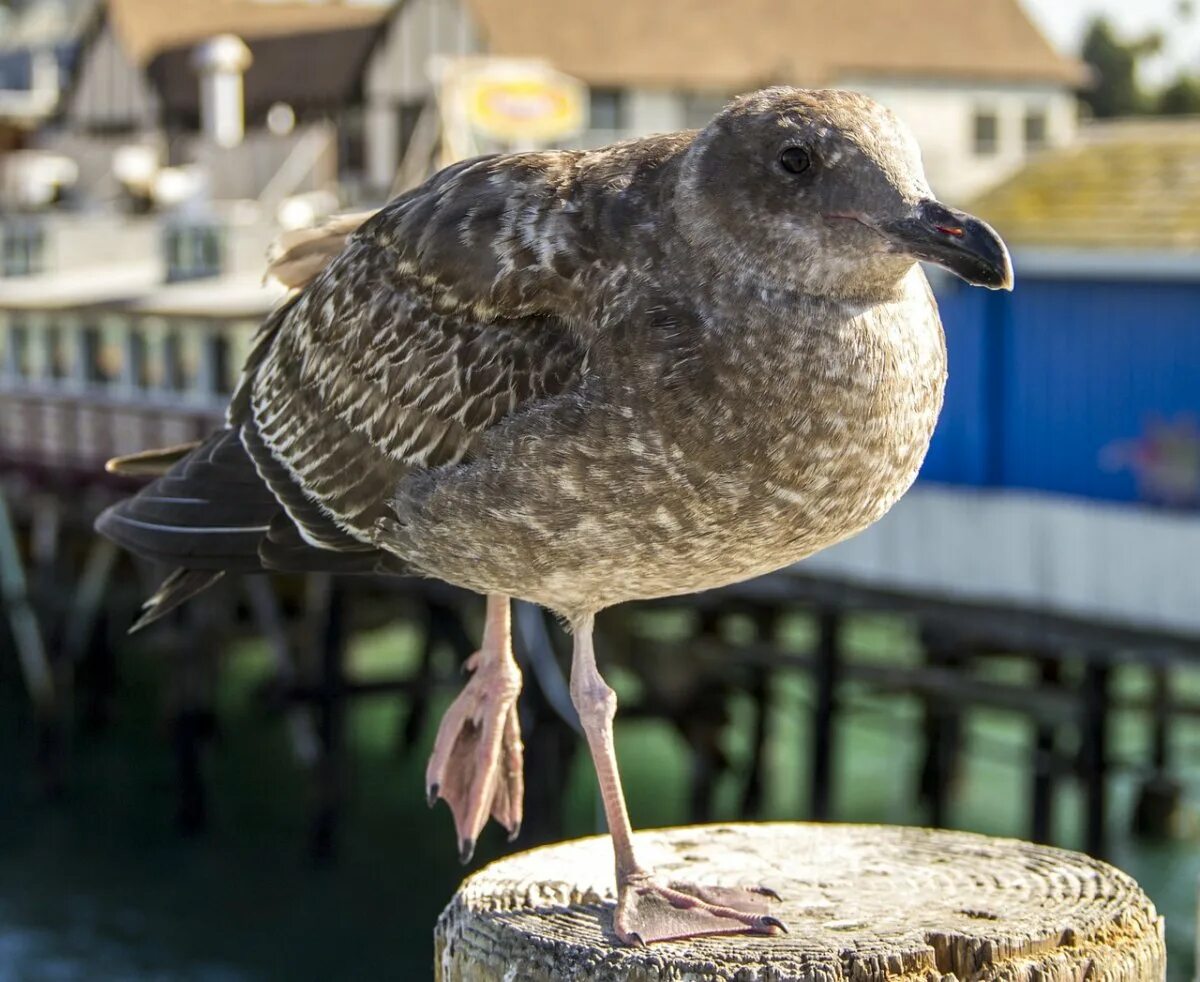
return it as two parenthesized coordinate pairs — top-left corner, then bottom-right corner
(97, 88), (1011, 945)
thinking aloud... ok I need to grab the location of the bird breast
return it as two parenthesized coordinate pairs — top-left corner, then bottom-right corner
(750, 279), (947, 557)
(383, 271), (947, 617)
(607, 269), (949, 601)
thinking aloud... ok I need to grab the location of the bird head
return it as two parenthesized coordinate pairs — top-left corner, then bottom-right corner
(677, 87), (1013, 300)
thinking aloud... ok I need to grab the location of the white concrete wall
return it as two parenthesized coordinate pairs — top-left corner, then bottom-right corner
(835, 77), (1078, 202)
(801, 485), (1200, 636)
(364, 0), (480, 103)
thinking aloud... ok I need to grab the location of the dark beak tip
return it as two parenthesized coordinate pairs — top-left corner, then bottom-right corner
(989, 253), (1015, 292)
(985, 229), (1015, 292)
(896, 201), (1014, 293)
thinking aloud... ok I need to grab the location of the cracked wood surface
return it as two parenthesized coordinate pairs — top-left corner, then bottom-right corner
(435, 823), (1165, 982)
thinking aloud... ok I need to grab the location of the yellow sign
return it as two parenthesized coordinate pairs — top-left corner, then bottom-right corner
(460, 65), (586, 146)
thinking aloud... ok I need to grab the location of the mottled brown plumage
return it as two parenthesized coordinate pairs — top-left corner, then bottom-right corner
(97, 87), (1012, 945)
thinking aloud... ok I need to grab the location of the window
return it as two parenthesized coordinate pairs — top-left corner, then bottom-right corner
(45, 323), (67, 380)
(397, 100), (425, 159)
(127, 329), (150, 390)
(209, 332), (233, 395)
(339, 106), (365, 173)
(972, 110), (999, 156)
(1024, 109), (1047, 150)
(588, 88), (627, 132)
(5, 320), (29, 379)
(81, 325), (116, 386)
(163, 332), (185, 391)
(164, 224), (223, 283)
(1, 219), (44, 277)
(683, 93), (729, 130)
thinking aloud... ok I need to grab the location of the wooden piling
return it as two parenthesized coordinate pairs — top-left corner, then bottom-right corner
(435, 823), (1164, 981)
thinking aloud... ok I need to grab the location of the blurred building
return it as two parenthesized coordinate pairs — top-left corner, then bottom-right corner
(969, 117), (1200, 257)
(0, 0), (95, 128)
(362, 0), (1086, 199)
(42, 0), (389, 204)
(1, 0), (1086, 211)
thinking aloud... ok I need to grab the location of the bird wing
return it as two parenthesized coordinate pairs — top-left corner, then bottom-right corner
(236, 153), (593, 550)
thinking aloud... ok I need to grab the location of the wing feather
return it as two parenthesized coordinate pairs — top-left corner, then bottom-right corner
(245, 239), (586, 543)
(237, 141), (690, 551)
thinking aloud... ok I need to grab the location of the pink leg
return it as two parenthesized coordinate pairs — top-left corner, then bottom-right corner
(569, 614), (786, 946)
(427, 594), (523, 863)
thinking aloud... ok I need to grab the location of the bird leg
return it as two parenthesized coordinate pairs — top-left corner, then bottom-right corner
(427, 594), (523, 863)
(569, 615), (786, 946)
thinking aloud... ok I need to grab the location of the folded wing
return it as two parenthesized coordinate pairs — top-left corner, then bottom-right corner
(98, 151), (596, 625)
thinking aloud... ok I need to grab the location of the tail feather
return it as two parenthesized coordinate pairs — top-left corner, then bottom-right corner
(95, 429), (278, 570)
(96, 427), (407, 631)
(130, 569), (225, 633)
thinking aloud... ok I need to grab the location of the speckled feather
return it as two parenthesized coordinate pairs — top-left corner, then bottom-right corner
(233, 88), (947, 622)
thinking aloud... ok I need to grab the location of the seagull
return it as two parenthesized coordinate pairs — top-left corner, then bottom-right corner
(97, 87), (1011, 946)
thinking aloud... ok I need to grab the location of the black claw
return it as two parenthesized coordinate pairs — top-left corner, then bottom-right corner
(754, 886), (782, 902)
(459, 838), (476, 864)
(626, 932), (646, 948)
(427, 784), (439, 808)
(507, 822), (521, 843)
(761, 916), (788, 933)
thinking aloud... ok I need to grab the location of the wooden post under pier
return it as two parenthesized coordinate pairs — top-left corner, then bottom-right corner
(436, 823), (1165, 981)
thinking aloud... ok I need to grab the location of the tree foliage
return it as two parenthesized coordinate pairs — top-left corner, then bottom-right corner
(1080, 17), (1161, 117)
(1159, 75), (1200, 114)
(1080, 14), (1200, 118)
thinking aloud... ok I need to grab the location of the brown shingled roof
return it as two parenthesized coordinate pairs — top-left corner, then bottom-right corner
(106, 0), (389, 66)
(465, 0), (1087, 89)
(970, 119), (1200, 251)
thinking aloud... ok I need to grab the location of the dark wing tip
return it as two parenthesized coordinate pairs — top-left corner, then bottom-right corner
(128, 569), (225, 633)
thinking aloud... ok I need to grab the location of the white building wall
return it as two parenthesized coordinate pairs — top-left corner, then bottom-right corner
(64, 21), (160, 132)
(362, 3), (1079, 204)
(363, 0), (480, 190)
(835, 76), (1078, 201)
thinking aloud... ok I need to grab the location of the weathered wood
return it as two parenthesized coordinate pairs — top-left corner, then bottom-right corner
(435, 823), (1165, 982)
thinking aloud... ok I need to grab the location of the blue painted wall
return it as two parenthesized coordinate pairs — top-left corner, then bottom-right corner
(923, 274), (1200, 504)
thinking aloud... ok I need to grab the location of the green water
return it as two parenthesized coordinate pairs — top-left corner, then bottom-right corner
(2, 617), (1198, 980)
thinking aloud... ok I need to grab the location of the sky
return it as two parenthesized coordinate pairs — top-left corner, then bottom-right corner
(1022, 0), (1200, 82)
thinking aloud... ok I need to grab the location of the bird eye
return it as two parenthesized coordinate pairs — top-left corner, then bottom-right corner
(779, 146), (812, 175)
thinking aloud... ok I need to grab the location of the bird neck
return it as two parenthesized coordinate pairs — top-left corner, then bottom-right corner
(678, 246), (916, 319)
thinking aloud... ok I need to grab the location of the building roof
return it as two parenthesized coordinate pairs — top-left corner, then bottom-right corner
(970, 118), (1200, 251)
(101, 0), (390, 118)
(106, 0), (389, 66)
(149, 25), (383, 119)
(464, 0), (1086, 90)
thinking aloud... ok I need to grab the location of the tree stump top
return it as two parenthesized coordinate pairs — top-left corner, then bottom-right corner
(435, 823), (1164, 982)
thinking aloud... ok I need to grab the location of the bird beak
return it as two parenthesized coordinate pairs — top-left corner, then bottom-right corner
(880, 199), (1014, 291)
